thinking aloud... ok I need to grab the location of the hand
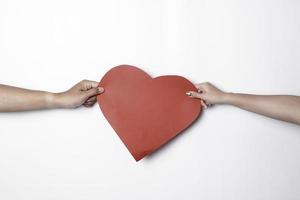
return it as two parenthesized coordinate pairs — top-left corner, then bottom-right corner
(186, 82), (227, 108)
(55, 80), (104, 108)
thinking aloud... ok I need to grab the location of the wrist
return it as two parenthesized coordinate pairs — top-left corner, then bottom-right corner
(45, 92), (66, 109)
(221, 92), (234, 104)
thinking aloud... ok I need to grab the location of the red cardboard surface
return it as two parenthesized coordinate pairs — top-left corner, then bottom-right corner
(98, 65), (201, 161)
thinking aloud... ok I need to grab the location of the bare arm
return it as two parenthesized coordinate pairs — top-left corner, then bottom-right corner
(186, 82), (300, 125)
(0, 80), (104, 112)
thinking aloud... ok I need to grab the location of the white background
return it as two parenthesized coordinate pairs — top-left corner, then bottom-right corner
(0, 0), (300, 199)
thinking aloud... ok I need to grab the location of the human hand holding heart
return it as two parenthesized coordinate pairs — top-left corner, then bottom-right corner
(97, 65), (202, 161)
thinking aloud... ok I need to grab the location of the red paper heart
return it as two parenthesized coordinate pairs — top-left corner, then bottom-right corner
(98, 65), (201, 161)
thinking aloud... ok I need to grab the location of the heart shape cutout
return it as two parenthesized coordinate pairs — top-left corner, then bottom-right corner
(98, 65), (201, 161)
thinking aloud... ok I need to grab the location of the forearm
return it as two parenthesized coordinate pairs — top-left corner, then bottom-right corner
(223, 93), (300, 125)
(0, 84), (62, 112)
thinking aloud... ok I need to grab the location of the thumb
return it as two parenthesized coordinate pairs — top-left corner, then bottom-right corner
(186, 91), (205, 99)
(83, 87), (104, 99)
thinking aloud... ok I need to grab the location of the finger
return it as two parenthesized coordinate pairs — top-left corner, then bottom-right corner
(201, 100), (208, 109)
(194, 82), (207, 88)
(83, 87), (104, 100)
(86, 96), (97, 103)
(82, 102), (95, 107)
(83, 100), (96, 106)
(194, 83), (202, 88)
(83, 103), (94, 107)
(84, 100), (97, 106)
(186, 91), (204, 99)
(80, 80), (100, 90)
(194, 83), (207, 93)
(83, 101), (97, 107)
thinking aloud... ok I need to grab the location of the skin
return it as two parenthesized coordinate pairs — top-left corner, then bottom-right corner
(186, 82), (300, 125)
(0, 80), (104, 112)
(1, 79), (299, 125)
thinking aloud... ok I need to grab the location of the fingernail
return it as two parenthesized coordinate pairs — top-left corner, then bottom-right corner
(97, 87), (104, 93)
(186, 92), (192, 96)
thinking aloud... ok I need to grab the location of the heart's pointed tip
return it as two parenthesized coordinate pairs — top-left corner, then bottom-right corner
(133, 152), (148, 162)
(134, 156), (142, 162)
